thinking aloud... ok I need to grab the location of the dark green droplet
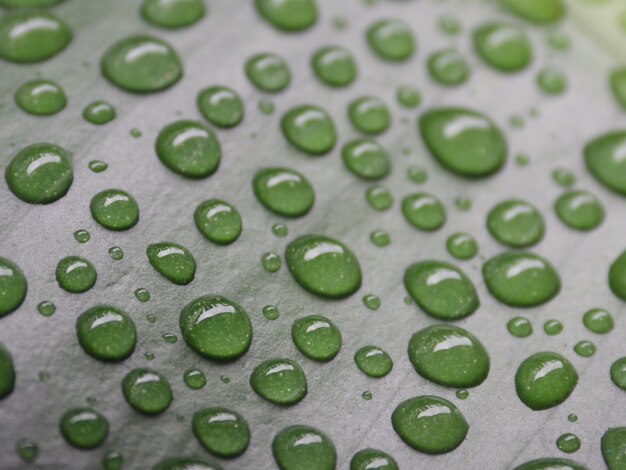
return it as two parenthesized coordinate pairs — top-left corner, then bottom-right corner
(88, 160), (108, 173)
(15, 79), (66, 116)
(193, 407), (250, 458)
(6, 143), (73, 204)
(141, 0), (205, 29)
(362, 294), (380, 310)
(537, 66), (567, 95)
(285, 235), (362, 299)
(281, 104), (337, 155)
(134, 288), (150, 302)
(473, 23), (532, 72)
(556, 433), (580, 453)
(16, 439), (38, 463)
(253, 167), (314, 217)
(602, 427), (626, 470)
(74, 229), (90, 243)
(250, 358), (307, 405)
(83, 101), (116, 125)
(273, 425), (336, 470)
(101, 35), (183, 93)
(501, 0), (565, 24)
(153, 457), (221, 470)
(0, 257), (27, 318)
(584, 131), (626, 196)
(483, 252), (560, 307)
(350, 448), (398, 470)
(544, 319), (563, 335)
(342, 139), (391, 180)
(515, 352), (578, 410)
(366, 19), (415, 62)
(197, 86), (244, 128)
(255, 0), (317, 32)
(184, 369), (206, 390)
(348, 96), (390, 135)
(408, 325), (489, 388)
(179, 295), (252, 361)
(513, 458), (586, 470)
(262, 252), (281, 273)
(427, 49), (470, 86)
(608, 250), (626, 301)
(90, 189), (139, 231)
(366, 185), (393, 211)
(76, 305), (137, 362)
(311, 46), (357, 87)
(391, 395), (468, 454)
(0, 11), (72, 63)
(610, 67), (626, 111)
(108, 246), (124, 261)
(420, 107), (507, 177)
(402, 193), (446, 231)
(262, 305), (279, 320)
(404, 260), (479, 320)
(194, 199), (242, 245)
(147, 242), (196, 285)
(354, 346), (393, 378)
(582, 308), (613, 334)
(487, 199), (545, 247)
(122, 368), (172, 415)
(508, 317), (533, 338)
(555, 190), (604, 231)
(573, 340), (595, 358)
(370, 229), (390, 247)
(362, 390), (372, 400)
(446, 233), (478, 260)
(156, 120), (221, 178)
(291, 315), (342, 361)
(610, 357), (626, 391)
(0, 343), (16, 399)
(245, 53), (291, 92)
(55, 256), (97, 293)
(60, 408), (108, 449)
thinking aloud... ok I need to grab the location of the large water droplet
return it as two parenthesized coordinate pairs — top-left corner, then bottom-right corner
(291, 315), (342, 362)
(60, 408), (108, 449)
(555, 190), (604, 231)
(602, 428), (626, 469)
(15, 79), (66, 116)
(354, 346), (393, 378)
(253, 167), (315, 217)
(76, 305), (137, 361)
(90, 189), (139, 231)
(513, 458), (586, 470)
(250, 358), (307, 405)
(147, 242), (196, 285)
(193, 407), (250, 458)
(501, 0), (565, 24)
(584, 131), (626, 196)
(55, 256), (97, 293)
(122, 368), (172, 415)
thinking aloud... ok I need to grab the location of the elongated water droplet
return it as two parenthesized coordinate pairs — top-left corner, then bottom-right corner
(602, 427), (626, 470)
(253, 167), (315, 217)
(122, 368), (172, 415)
(0, 343), (15, 399)
(250, 358), (307, 405)
(193, 407), (250, 458)
(366, 19), (415, 62)
(55, 256), (97, 293)
(0, 257), (27, 318)
(15, 79), (66, 116)
(473, 23), (532, 72)
(88, 160), (108, 173)
(76, 305), (137, 362)
(141, 0), (205, 29)
(255, 0), (317, 32)
(60, 408), (108, 449)
(291, 315), (342, 361)
(487, 199), (545, 248)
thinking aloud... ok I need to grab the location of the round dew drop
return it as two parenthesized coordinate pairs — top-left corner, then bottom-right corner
(55, 256), (97, 293)
(291, 315), (342, 362)
(608, 250), (626, 301)
(348, 96), (391, 135)
(192, 407), (250, 458)
(487, 199), (545, 248)
(15, 79), (66, 116)
(556, 433), (581, 453)
(401, 193), (446, 231)
(473, 23), (532, 72)
(583, 308), (613, 334)
(194, 199), (242, 245)
(76, 305), (137, 362)
(59, 408), (108, 449)
(122, 368), (172, 415)
(146, 242), (196, 285)
(197, 86), (244, 128)
(446, 233), (478, 260)
(366, 186), (393, 211)
(184, 369), (206, 389)
(141, 0), (205, 29)
(311, 46), (357, 87)
(508, 317), (533, 338)
(427, 49), (470, 87)
(555, 190), (604, 231)
(350, 448), (398, 470)
(281, 105), (337, 155)
(83, 101), (116, 125)
(272, 425), (336, 470)
(366, 19), (415, 62)
(255, 0), (318, 32)
(245, 52), (291, 92)
(90, 189), (139, 231)
(250, 358), (307, 405)
(341, 138), (391, 180)
(0, 257), (27, 318)
(537, 66), (567, 95)
(253, 167), (315, 217)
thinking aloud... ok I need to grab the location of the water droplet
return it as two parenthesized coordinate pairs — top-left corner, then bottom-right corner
(582, 308), (613, 334)
(370, 229), (390, 247)
(515, 352), (578, 410)
(348, 96), (390, 135)
(250, 358), (307, 405)
(102, 451), (123, 470)
(74, 229), (90, 243)
(156, 120), (221, 178)
(253, 167), (315, 217)
(610, 68), (626, 111)
(354, 346), (393, 378)
(392, 395), (468, 454)
(162, 332), (178, 344)
(513, 458), (586, 470)
(351, 448), (398, 470)
(438, 15), (461, 35)
(179, 295), (252, 361)
(547, 32), (570, 51)
(407, 166), (428, 184)
(16, 438), (38, 463)
(584, 131), (626, 196)
(610, 357), (626, 393)
(153, 458), (220, 470)
(362, 294), (381, 310)
(0, 11), (72, 63)
(361, 390), (373, 401)
(90, 189), (139, 231)
(184, 368), (206, 390)
(456, 389), (469, 400)
(455, 196), (472, 211)
(404, 260), (479, 320)
(122, 368), (172, 415)
(133, 288), (150, 303)
(60, 408), (108, 449)
(38, 371), (49, 382)
(197, 86), (244, 128)
(0, 343), (16, 399)
(501, 0), (565, 24)
(609, 250), (626, 301)
(419, 107), (507, 177)
(0, 257), (27, 318)
(556, 433), (580, 453)
(15, 79), (66, 116)
(6, 143), (73, 204)
(311, 45), (357, 87)
(508, 317), (533, 338)
(194, 199), (242, 245)
(281, 104), (336, 155)
(272, 425), (336, 469)
(568, 414), (578, 423)
(262, 305), (279, 320)
(55, 256), (96, 293)
(291, 315), (341, 361)
(141, 0), (205, 29)
(255, 0), (317, 31)
(144, 351), (155, 361)
(76, 305), (137, 361)
(272, 223), (288, 238)
(602, 427), (626, 470)
(555, 190), (604, 231)
(88, 160), (108, 173)
(192, 407), (251, 459)
(108, 246), (124, 261)
(402, 193), (446, 231)
(366, 19), (415, 62)
(408, 325), (489, 387)
(262, 252), (281, 273)
(396, 85), (421, 109)
(37, 300), (55, 316)
(146, 242), (196, 285)
(245, 52), (291, 92)
(101, 35), (182, 92)
(285, 235), (362, 299)
(130, 128), (142, 138)
(473, 23), (532, 72)
(220, 375), (230, 384)
(427, 49), (470, 86)
(552, 168), (575, 188)
(446, 233), (478, 260)
(573, 340), (595, 358)
(483, 252), (560, 307)
(537, 66), (567, 95)
(83, 100), (116, 125)
(366, 185), (393, 211)
(258, 98), (275, 115)
(342, 138), (391, 180)
(487, 199), (545, 247)
(544, 319), (563, 336)
(516, 153), (530, 167)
